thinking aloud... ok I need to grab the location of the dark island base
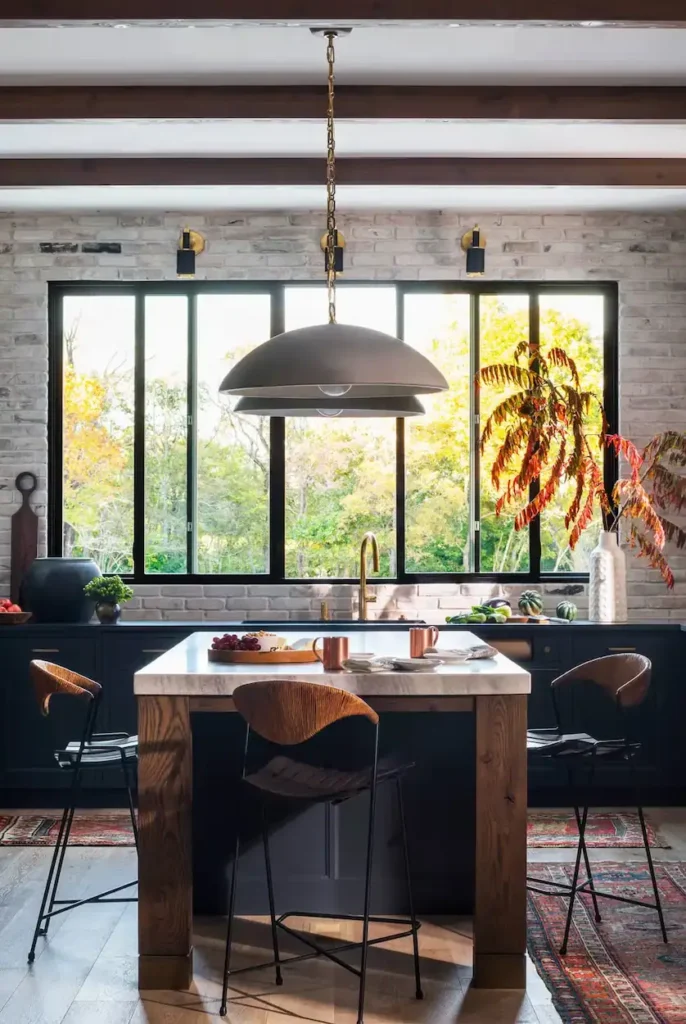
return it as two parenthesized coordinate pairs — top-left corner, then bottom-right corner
(191, 710), (477, 917)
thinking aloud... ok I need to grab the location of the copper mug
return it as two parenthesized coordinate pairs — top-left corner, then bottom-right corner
(409, 626), (440, 658)
(314, 636), (349, 671)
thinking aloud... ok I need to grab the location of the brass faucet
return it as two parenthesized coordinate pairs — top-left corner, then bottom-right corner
(359, 531), (380, 621)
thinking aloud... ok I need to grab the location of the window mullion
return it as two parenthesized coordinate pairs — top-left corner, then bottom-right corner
(528, 291), (542, 578)
(187, 290), (198, 575)
(133, 289), (145, 578)
(269, 286), (286, 581)
(396, 286), (406, 580)
(470, 291), (481, 574)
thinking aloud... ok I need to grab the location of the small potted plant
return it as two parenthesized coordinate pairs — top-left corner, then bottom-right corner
(83, 575), (134, 625)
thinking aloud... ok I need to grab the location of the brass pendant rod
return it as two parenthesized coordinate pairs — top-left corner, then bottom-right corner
(325, 31), (337, 326)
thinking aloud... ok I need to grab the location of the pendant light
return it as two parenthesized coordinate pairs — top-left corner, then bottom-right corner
(233, 395), (425, 417)
(219, 29), (448, 413)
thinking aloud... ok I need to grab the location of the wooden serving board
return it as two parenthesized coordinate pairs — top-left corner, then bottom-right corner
(11, 472), (38, 605)
(208, 648), (319, 664)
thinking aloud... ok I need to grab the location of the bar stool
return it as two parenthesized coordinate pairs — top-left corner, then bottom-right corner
(527, 653), (667, 954)
(27, 661), (138, 964)
(220, 679), (423, 1024)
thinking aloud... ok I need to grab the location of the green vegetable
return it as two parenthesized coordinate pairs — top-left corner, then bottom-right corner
(466, 613), (487, 623)
(556, 600), (578, 621)
(487, 612), (508, 623)
(446, 615), (469, 624)
(518, 589), (544, 616)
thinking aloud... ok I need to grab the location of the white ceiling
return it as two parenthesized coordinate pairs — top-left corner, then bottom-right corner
(1, 23), (686, 212)
(2, 119), (686, 158)
(2, 184), (686, 213)
(0, 25), (685, 85)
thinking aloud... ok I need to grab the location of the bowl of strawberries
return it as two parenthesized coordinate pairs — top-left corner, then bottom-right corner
(0, 598), (31, 624)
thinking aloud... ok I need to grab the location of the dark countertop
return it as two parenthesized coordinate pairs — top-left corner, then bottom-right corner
(0, 619), (681, 634)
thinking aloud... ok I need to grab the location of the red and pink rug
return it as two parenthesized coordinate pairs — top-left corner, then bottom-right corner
(0, 812), (135, 846)
(528, 811), (669, 849)
(0, 809), (667, 849)
(529, 862), (686, 1023)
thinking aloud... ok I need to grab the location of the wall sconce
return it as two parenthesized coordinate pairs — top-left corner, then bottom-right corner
(319, 229), (345, 274)
(461, 225), (486, 277)
(176, 228), (205, 277)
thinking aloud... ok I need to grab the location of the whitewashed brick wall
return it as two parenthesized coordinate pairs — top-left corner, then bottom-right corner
(0, 208), (683, 622)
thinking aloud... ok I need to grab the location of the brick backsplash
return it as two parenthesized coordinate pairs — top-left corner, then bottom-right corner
(123, 581), (589, 622)
(0, 208), (684, 621)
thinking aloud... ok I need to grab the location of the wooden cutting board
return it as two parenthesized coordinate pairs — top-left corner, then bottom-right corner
(11, 472), (38, 604)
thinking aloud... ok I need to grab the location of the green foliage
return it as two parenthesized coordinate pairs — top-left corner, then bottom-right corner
(63, 293), (605, 579)
(84, 575), (134, 603)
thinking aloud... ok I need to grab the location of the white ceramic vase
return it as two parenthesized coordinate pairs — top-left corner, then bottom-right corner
(589, 531), (627, 623)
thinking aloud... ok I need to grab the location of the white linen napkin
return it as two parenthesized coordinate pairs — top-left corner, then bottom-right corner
(424, 643), (498, 661)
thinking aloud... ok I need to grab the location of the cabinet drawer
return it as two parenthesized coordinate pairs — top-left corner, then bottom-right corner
(0, 635), (98, 789)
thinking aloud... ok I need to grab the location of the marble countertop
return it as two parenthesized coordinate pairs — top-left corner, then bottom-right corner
(134, 629), (531, 697)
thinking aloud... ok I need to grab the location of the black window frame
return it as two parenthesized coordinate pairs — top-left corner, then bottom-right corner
(48, 279), (618, 585)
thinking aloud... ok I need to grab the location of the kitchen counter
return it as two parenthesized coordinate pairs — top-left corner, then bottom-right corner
(134, 629), (531, 696)
(135, 630), (530, 993)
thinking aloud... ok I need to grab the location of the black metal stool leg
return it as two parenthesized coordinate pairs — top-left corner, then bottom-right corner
(357, 732), (379, 1024)
(561, 756), (595, 956)
(220, 832), (241, 1018)
(261, 803), (283, 986)
(572, 803), (601, 922)
(629, 761), (668, 944)
(396, 777), (422, 1000)
(122, 758), (139, 851)
(27, 804), (70, 963)
(569, 770), (602, 929)
(43, 766), (83, 937)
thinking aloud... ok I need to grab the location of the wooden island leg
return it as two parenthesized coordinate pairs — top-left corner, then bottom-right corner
(473, 693), (527, 989)
(137, 695), (193, 989)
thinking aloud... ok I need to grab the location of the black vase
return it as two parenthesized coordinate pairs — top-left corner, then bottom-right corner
(95, 601), (121, 625)
(21, 557), (100, 624)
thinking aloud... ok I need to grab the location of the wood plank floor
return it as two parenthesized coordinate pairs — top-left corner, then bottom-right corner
(21, 807), (686, 1022)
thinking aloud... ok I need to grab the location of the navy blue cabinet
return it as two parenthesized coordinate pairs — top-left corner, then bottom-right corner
(0, 634), (97, 790)
(0, 621), (683, 806)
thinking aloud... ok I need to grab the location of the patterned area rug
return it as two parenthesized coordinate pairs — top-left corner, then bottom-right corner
(0, 812), (135, 846)
(528, 862), (686, 1023)
(528, 811), (670, 849)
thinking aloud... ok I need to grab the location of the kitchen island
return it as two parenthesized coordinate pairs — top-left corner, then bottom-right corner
(134, 629), (531, 993)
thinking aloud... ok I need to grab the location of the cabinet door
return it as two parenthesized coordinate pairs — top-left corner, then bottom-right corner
(0, 635), (97, 790)
(99, 632), (190, 737)
(569, 632), (665, 789)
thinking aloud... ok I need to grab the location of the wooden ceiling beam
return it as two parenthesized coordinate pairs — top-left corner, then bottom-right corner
(1, 157), (686, 187)
(5, 2), (686, 23)
(2, 85), (686, 121)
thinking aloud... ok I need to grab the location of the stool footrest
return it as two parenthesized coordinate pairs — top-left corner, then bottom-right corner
(225, 912), (420, 981)
(39, 879), (138, 921)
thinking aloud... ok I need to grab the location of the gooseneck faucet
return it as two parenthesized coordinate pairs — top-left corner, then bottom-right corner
(359, 531), (380, 621)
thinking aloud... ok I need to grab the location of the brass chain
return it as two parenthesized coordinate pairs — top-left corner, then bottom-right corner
(325, 31), (337, 325)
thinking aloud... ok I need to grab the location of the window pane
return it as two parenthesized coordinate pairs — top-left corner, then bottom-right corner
(62, 294), (135, 573)
(539, 294), (605, 572)
(144, 295), (188, 574)
(480, 295), (531, 573)
(404, 293), (472, 572)
(196, 294), (271, 574)
(284, 287), (397, 578)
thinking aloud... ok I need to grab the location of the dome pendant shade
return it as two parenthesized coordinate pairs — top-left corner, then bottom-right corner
(219, 322), (448, 399)
(233, 395), (425, 417)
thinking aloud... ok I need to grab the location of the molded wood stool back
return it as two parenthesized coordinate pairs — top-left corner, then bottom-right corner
(27, 661), (139, 965)
(527, 653), (667, 954)
(220, 679), (422, 1024)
